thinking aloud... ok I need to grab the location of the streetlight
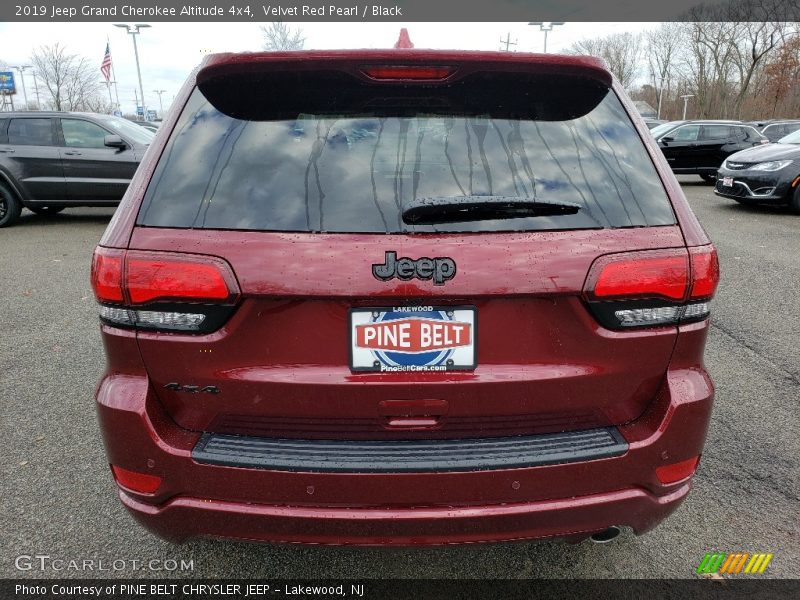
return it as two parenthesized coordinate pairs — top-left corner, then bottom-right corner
(114, 23), (150, 120)
(100, 80), (116, 113)
(529, 22), (565, 53)
(152, 89), (166, 118)
(30, 70), (41, 110)
(680, 94), (695, 120)
(10, 65), (32, 110)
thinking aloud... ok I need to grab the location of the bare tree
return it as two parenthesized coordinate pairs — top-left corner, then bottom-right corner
(680, 0), (793, 118)
(29, 43), (104, 111)
(82, 95), (114, 114)
(762, 36), (800, 116)
(646, 23), (682, 118)
(260, 22), (305, 51)
(570, 32), (642, 89)
(730, 20), (788, 117)
(569, 9), (799, 121)
(679, 21), (741, 118)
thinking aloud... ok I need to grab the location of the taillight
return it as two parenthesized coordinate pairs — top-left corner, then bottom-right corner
(126, 253), (237, 304)
(689, 246), (720, 299)
(90, 247), (124, 303)
(361, 65), (455, 81)
(586, 250), (689, 302)
(90, 247), (240, 333)
(583, 246), (719, 329)
(111, 465), (162, 494)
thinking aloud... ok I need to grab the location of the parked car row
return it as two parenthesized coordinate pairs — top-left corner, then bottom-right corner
(0, 112), (153, 227)
(646, 117), (800, 212)
(1, 105), (797, 228)
(745, 119), (800, 142)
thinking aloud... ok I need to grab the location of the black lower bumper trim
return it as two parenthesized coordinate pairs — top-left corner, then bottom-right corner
(192, 428), (628, 473)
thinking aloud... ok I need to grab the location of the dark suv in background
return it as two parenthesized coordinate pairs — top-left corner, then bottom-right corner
(746, 119), (800, 143)
(650, 120), (768, 182)
(0, 112), (153, 227)
(92, 50), (719, 545)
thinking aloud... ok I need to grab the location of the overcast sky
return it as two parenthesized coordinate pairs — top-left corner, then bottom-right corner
(0, 22), (656, 115)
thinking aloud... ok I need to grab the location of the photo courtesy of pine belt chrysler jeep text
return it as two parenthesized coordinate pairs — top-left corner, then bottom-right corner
(91, 50), (720, 545)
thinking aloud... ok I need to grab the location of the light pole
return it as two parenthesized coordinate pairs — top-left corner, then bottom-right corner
(152, 89), (166, 118)
(681, 94), (695, 120)
(529, 22), (565, 53)
(30, 70), (41, 109)
(11, 65), (32, 110)
(114, 23), (150, 120)
(101, 80), (114, 112)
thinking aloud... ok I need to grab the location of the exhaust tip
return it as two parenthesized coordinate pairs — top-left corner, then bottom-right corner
(589, 526), (621, 544)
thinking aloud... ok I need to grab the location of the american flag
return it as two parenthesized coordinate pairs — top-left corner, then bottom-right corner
(100, 43), (112, 82)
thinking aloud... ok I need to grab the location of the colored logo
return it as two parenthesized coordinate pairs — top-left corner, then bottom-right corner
(350, 307), (476, 372)
(0, 71), (16, 93)
(697, 553), (773, 575)
(356, 316), (471, 353)
(357, 310), (470, 369)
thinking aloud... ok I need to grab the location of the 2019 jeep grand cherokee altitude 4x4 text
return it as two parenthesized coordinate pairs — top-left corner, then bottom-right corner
(91, 51), (719, 545)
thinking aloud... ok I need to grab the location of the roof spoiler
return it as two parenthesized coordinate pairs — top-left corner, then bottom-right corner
(196, 50), (613, 88)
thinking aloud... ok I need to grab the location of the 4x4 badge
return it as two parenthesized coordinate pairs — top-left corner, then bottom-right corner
(372, 251), (456, 286)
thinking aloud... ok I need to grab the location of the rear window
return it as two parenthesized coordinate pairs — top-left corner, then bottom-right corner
(138, 71), (675, 233)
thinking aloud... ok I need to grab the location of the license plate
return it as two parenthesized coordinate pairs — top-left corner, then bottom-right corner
(350, 306), (477, 372)
(722, 177), (733, 187)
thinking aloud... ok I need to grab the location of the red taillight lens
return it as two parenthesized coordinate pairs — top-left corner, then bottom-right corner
(111, 465), (162, 494)
(689, 245), (720, 299)
(656, 456), (700, 484)
(584, 247), (718, 329)
(586, 250), (689, 302)
(92, 248), (240, 332)
(126, 252), (237, 305)
(91, 247), (124, 303)
(361, 65), (455, 80)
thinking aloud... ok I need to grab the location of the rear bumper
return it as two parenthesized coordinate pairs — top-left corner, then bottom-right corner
(120, 483), (690, 545)
(192, 428), (628, 473)
(96, 323), (714, 545)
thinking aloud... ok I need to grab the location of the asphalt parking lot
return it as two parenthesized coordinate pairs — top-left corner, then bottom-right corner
(1, 176), (798, 579)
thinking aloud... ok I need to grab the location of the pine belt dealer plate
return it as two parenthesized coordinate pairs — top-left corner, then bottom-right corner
(349, 306), (477, 372)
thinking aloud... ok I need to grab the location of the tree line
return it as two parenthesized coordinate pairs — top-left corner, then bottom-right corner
(3, 12), (798, 122)
(570, 18), (799, 121)
(1, 44), (112, 113)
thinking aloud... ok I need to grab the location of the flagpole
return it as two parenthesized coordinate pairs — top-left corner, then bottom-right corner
(108, 36), (121, 112)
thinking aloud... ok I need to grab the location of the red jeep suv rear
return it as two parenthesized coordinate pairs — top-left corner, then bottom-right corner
(91, 51), (719, 545)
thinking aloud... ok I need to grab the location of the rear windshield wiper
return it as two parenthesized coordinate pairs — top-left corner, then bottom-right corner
(402, 196), (581, 225)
